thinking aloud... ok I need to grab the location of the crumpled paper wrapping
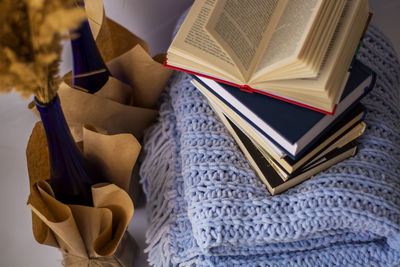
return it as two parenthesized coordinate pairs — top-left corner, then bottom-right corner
(30, 0), (172, 142)
(27, 0), (172, 206)
(26, 1), (173, 264)
(26, 122), (140, 266)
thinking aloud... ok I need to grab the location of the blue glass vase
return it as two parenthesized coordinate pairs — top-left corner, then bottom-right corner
(35, 95), (100, 206)
(71, 9), (110, 94)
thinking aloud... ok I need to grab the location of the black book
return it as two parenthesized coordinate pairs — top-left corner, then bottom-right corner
(210, 102), (358, 195)
(256, 103), (366, 178)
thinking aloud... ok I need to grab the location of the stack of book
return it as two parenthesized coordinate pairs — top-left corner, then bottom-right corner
(165, 0), (375, 195)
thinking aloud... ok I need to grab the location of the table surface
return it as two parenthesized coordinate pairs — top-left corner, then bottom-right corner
(0, 1), (398, 266)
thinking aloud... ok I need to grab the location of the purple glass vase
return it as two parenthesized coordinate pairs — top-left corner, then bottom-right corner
(71, 9), (110, 94)
(35, 95), (100, 206)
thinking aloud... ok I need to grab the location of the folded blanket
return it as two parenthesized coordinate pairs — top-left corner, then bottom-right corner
(140, 24), (400, 266)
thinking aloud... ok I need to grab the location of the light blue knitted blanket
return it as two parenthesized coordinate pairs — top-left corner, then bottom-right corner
(140, 24), (400, 266)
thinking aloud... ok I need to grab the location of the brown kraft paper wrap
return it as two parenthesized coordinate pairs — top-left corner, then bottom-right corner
(85, 0), (172, 110)
(26, 122), (140, 266)
(30, 0), (172, 141)
(57, 82), (158, 142)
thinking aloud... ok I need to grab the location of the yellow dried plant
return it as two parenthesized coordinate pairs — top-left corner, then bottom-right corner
(0, 0), (86, 103)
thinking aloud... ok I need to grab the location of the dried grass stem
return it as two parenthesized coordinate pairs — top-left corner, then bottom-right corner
(0, 0), (86, 103)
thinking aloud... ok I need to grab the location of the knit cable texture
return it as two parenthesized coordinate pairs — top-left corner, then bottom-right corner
(140, 24), (400, 266)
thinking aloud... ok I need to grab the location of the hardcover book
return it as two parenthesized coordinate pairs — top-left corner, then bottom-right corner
(166, 0), (370, 114)
(199, 76), (366, 175)
(213, 107), (358, 195)
(192, 59), (375, 159)
(256, 104), (366, 177)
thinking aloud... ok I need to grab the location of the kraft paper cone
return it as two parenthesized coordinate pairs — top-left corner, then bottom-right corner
(28, 181), (133, 266)
(85, 0), (104, 40)
(94, 77), (133, 105)
(62, 40), (170, 109)
(84, 0), (149, 62)
(107, 44), (173, 108)
(86, 0), (172, 108)
(29, 72), (160, 145)
(29, 0), (172, 141)
(63, 74), (133, 105)
(96, 17), (150, 63)
(83, 126), (141, 192)
(26, 122), (58, 248)
(26, 122), (139, 266)
(58, 82), (158, 142)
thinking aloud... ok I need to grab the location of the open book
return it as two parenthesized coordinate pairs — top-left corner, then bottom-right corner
(165, 0), (370, 114)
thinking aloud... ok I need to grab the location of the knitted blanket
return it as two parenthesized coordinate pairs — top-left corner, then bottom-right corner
(140, 24), (400, 266)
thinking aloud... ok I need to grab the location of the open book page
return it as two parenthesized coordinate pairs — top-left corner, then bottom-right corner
(251, 0), (323, 81)
(255, 0), (341, 80)
(250, 0), (367, 102)
(168, 0), (242, 83)
(205, 0), (288, 82)
(299, 0), (346, 77)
